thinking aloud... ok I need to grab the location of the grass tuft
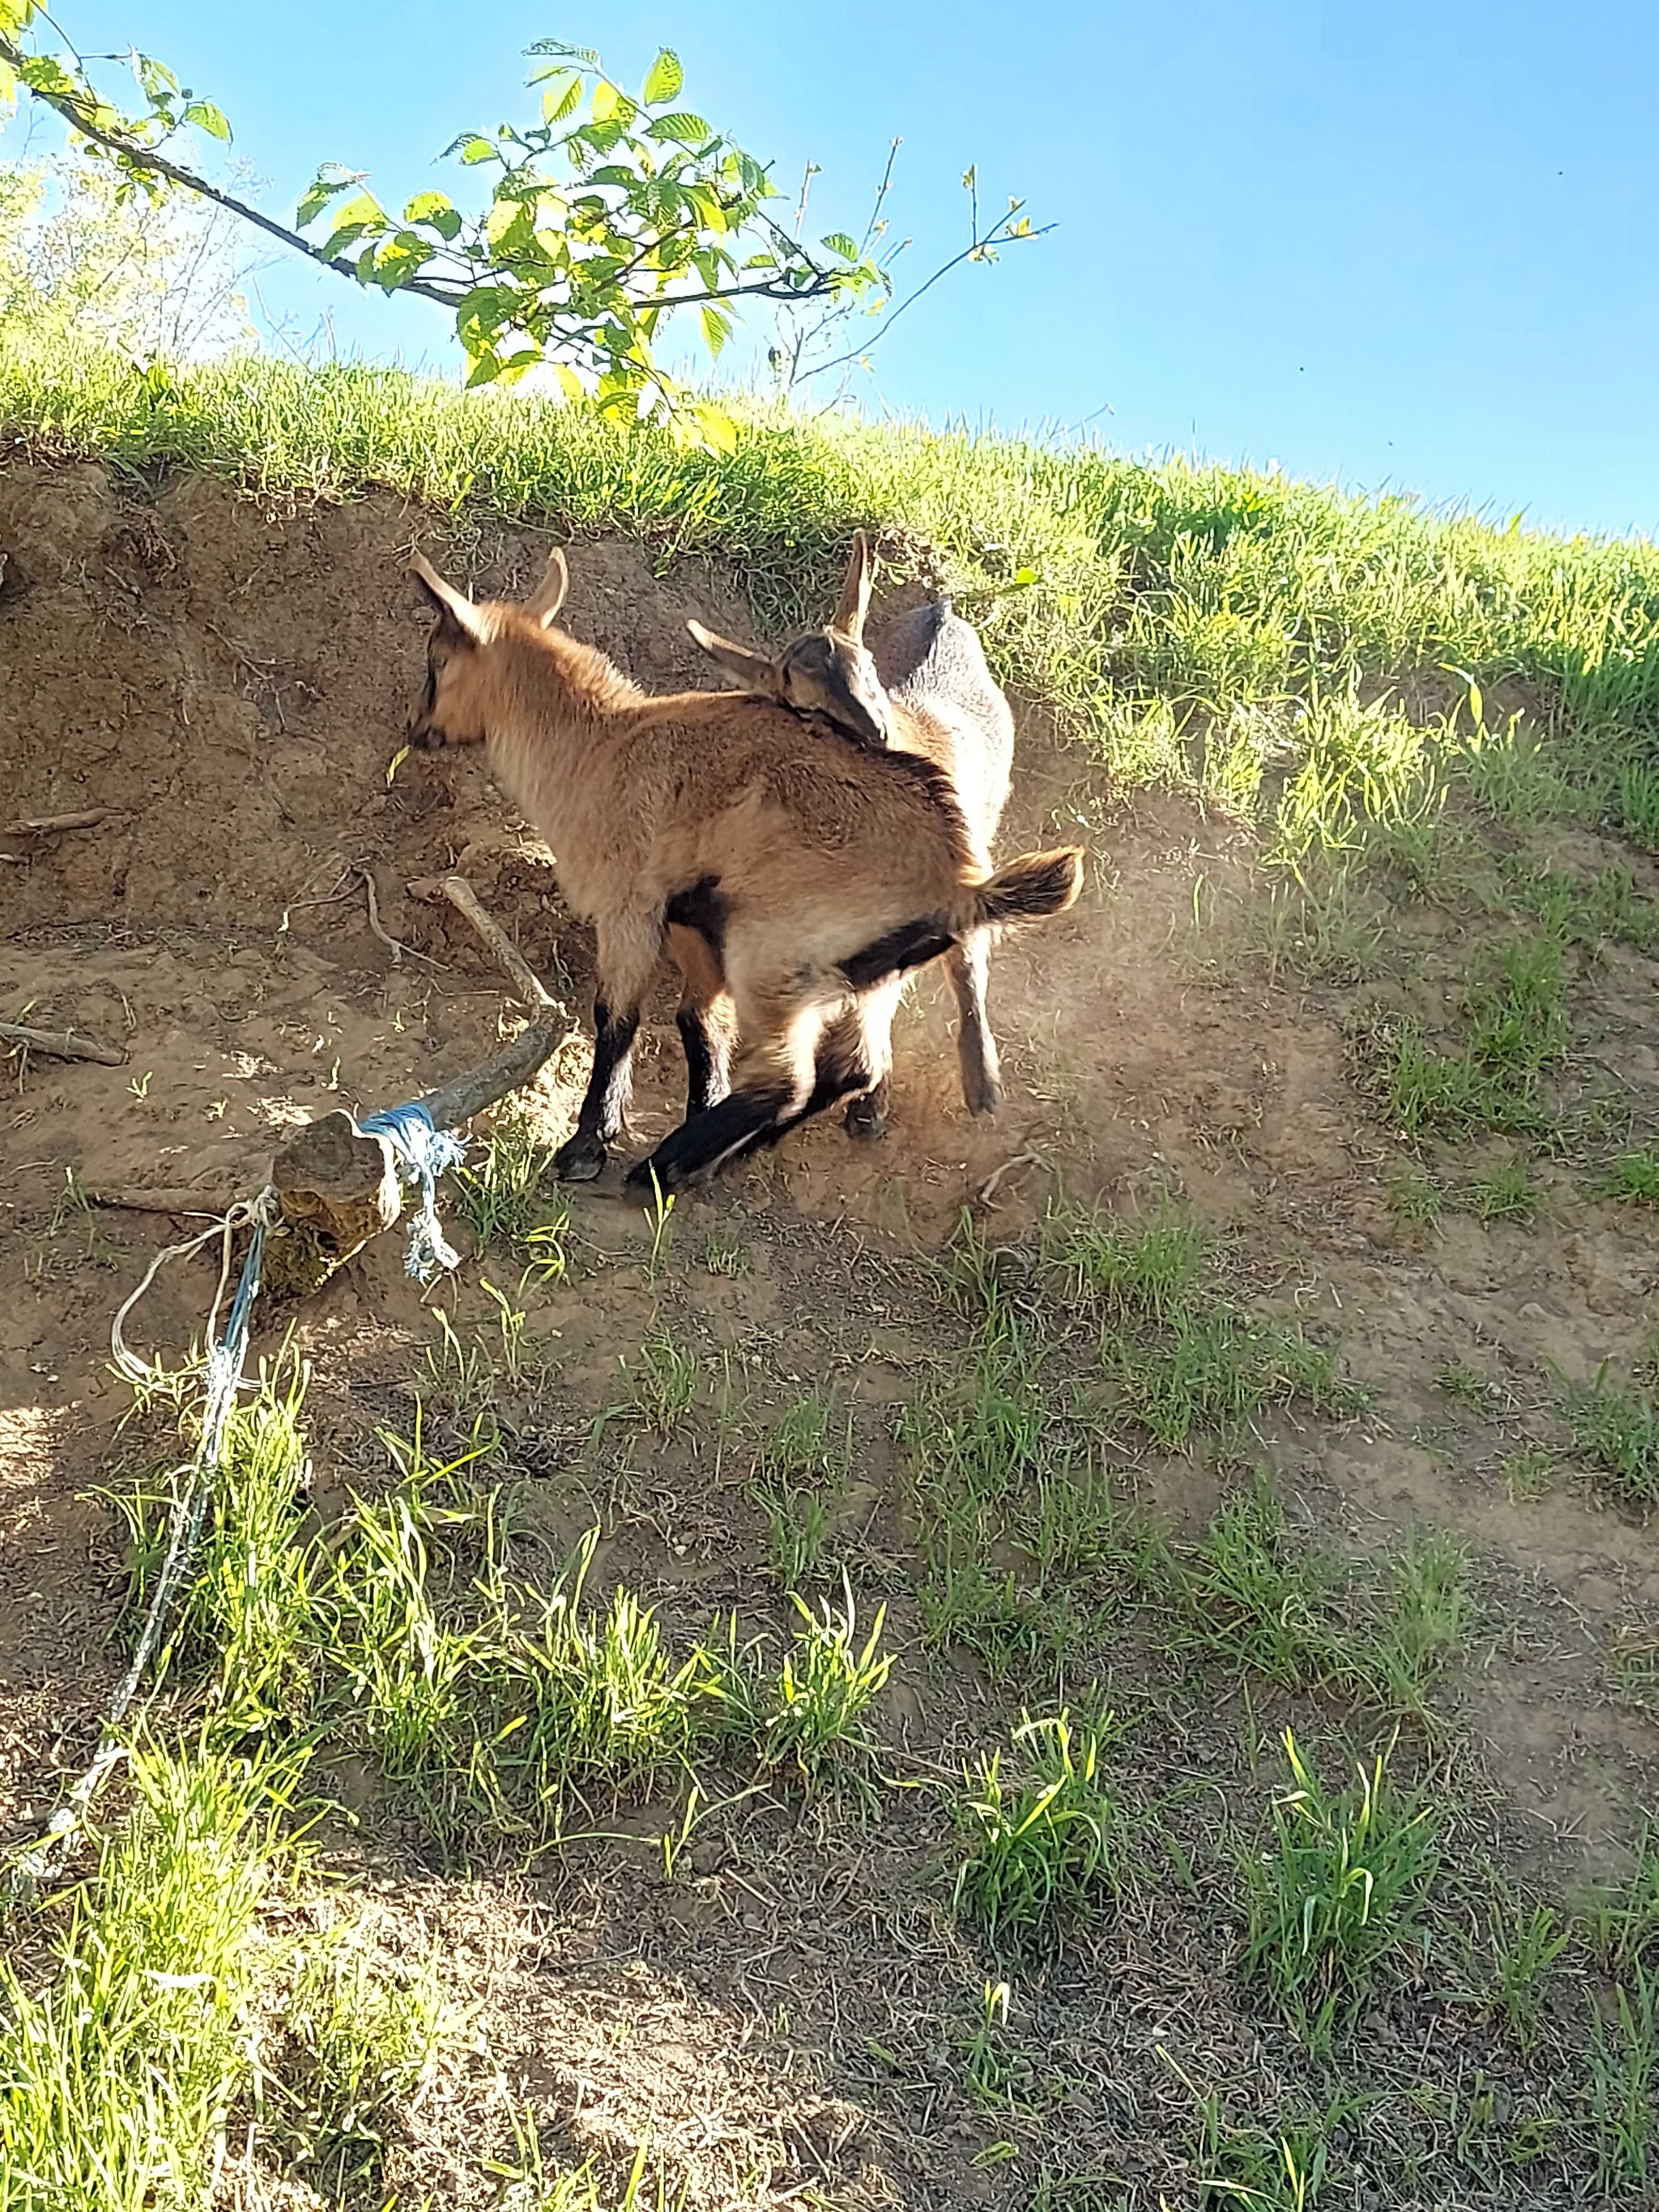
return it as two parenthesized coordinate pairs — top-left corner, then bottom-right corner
(1565, 1365), (1659, 1509)
(1241, 1729), (1439, 2051)
(953, 1711), (1121, 1951)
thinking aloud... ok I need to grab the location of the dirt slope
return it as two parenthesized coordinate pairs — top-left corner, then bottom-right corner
(3, 456), (1658, 2208)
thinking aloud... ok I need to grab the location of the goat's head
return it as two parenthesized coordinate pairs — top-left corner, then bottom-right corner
(686, 532), (892, 748)
(407, 549), (569, 748)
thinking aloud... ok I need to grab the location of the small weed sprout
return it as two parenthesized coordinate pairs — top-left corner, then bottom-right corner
(953, 1711), (1120, 1950)
(703, 1221), (748, 1276)
(1242, 1729), (1439, 2050)
(763, 1576), (891, 1784)
(1487, 1900), (1569, 2053)
(1603, 1151), (1659, 1207)
(1565, 1365), (1659, 1509)
(625, 1323), (699, 1436)
(749, 1391), (847, 1588)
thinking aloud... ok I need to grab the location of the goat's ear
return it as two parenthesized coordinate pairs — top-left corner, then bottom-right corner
(832, 530), (874, 644)
(524, 547), (569, 627)
(410, 555), (487, 644)
(686, 619), (783, 697)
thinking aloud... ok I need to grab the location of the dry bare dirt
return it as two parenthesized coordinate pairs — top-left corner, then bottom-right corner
(3, 456), (1658, 2209)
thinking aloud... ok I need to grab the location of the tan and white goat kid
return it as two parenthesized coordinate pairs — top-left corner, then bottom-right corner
(688, 532), (1017, 1138)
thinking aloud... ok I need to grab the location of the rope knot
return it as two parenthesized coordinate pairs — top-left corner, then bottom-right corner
(359, 1102), (466, 1281)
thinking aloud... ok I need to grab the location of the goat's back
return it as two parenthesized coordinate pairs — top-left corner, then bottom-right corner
(872, 602), (1014, 841)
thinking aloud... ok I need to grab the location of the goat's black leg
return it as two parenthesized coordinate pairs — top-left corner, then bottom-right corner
(629, 1023), (873, 1194)
(676, 1005), (731, 1117)
(553, 997), (640, 1181)
(625, 1083), (790, 1194)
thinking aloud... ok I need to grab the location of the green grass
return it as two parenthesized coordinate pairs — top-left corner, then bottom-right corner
(453, 1112), (572, 1275)
(952, 1712), (1122, 1951)
(1582, 1821), (1659, 1977)
(1602, 1150), (1659, 1206)
(622, 1322), (700, 1436)
(0, 1740), (293, 2212)
(748, 1392), (847, 1588)
(1462, 1157), (1541, 1224)
(1591, 1968), (1658, 2200)
(1565, 1365), (1659, 1509)
(761, 1582), (892, 1786)
(12, 339), (1659, 810)
(1178, 1476), (1467, 1714)
(111, 1362), (322, 1735)
(1487, 1901), (1570, 2053)
(1380, 936), (1571, 1142)
(276, 1917), (458, 2195)
(1385, 1164), (1442, 1229)
(1241, 1730), (1440, 2052)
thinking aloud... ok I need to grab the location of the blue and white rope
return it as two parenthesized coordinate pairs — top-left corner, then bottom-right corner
(360, 1100), (467, 1281)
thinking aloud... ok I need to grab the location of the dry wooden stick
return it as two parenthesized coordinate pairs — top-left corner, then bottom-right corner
(355, 864), (441, 970)
(263, 876), (580, 1298)
(409, 872), (559, 1008)
(1, 808), (110, 836)
(0, 1020), (126, 1066)
(88, 1186), (236, 1217)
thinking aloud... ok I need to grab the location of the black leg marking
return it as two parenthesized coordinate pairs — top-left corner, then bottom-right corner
(676, 1005), (730, 1117)
(554, 998), (640, 1182)
(626, 1084), (790, 1194)
(845, 1076), (890, 1139)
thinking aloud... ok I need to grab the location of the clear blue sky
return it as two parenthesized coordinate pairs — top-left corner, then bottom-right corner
(14, 0), (1659, 536)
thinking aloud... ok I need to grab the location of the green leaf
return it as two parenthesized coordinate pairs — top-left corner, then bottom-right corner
(688, 400), (738, 456)
(296, 172), (351, 229)
(647, 111), (712, 147)
(182, 99), (231, 141)
(700, 305), (731, 360)
(527, 38), (599, 67)
(1013, 567), (1039, 587)
(403, 189), (462, 242)
(135, 54), (180, 100)
(455, 134), (497, 165)
(821, 232), (860, 260)
(590, 77), (621, 123)
(0, 58), (16, 110)
(642, 48), (684, 104)
(324, 190), (387, 235)
(541, 72), (583, 124)
(485, 195), (538, 257)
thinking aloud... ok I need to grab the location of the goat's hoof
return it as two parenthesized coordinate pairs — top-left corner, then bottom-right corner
(553, 1137), (608, 1183)
(844, 1095), (888, 1142)
(966, 1082), (1003, 1117)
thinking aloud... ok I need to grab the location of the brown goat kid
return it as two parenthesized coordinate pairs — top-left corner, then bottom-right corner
(407, 548), (1084, 1193)
(689, 533), (1016, 1138)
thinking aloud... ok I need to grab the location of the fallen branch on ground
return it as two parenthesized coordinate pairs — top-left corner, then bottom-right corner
(88, 1186), (237, 1217)
(260, 875), (579, 1298)
(1, 1020), (126, 1066)
(1, 808), (110, 835)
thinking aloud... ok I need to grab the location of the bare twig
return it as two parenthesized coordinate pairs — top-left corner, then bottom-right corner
(356, 864), (440, 970)
(409, 872), (560, 1010)
(0, 1020), (126, 1066)
(87, 1186), (236, 1216)
(1, 808), (110, 835)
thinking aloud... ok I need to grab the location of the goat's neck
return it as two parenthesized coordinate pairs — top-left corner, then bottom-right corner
(482, 630), (636, 890)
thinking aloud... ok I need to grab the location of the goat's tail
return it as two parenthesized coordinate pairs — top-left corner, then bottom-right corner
(969, 847), (1085, 929)
(835, 846), (1085, 994)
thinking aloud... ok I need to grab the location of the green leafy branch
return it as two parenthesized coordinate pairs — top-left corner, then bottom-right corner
(0, 7), (1047, 443)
